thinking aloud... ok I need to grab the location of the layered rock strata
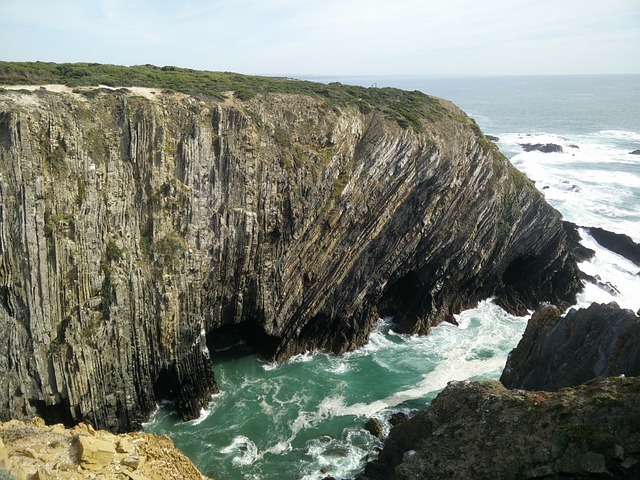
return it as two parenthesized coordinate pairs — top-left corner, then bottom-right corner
(360, 377), (640, 479)
(501, 302), (640, 391)
(0, 86), (580, 431)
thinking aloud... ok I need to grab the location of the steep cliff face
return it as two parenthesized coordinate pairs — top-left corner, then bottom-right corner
(501, 302), (640, 391)
(0, 85), (580, 431)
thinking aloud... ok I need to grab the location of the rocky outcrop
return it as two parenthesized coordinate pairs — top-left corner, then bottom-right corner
(0, 417), (210, 479)
(501, 302), (640, 391)
(0, 85), (581, 431)
(360, 377), (640, 480)
(585, 227), (640, 266)
(519, 142), (564, 153)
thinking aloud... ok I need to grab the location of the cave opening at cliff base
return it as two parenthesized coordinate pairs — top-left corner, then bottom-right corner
(205, 320), (282, 361)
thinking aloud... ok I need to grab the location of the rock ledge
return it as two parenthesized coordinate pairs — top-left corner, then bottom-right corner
(0, 418), (210, 480)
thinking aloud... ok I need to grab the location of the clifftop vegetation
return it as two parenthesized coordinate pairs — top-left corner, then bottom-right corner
(0, 61), (444, 130)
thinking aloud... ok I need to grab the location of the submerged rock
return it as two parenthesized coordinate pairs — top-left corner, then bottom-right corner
(501, 302), (640, 391)
(359, 377), (640, 480)
(0, 81), (580, 431)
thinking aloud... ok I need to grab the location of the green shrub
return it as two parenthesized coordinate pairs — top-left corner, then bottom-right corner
(0, 61), (446, 130)
(106, 241), (123, 262)
(0, 468), (17, 480)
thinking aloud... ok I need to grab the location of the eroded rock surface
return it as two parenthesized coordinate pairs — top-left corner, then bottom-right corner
(0, 86), (580, 431)
(501, 302), (640, 391)
(0, 418), (210, 479)
(360, 378), (640, 480)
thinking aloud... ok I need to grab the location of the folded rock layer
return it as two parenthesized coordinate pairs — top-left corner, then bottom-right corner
(0, 85), (580, 431)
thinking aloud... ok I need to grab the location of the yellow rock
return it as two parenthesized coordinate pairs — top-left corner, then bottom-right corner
(0, 437), (8, 468)
(77, 436), (116, 470)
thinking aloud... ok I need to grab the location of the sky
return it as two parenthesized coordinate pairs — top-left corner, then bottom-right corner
(1, 0), (639, 76)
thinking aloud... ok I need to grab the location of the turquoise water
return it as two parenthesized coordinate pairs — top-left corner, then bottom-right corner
(145, 75), (640, 479)
(146, 302), (527, 479)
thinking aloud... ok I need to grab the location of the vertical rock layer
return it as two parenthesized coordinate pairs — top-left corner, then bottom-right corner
(0, 86), (580, 431)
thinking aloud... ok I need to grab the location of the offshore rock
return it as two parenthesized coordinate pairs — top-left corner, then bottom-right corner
(519, 142), (564, 153)
(359, 378), (640, 480)
(585, 226), (640, 266)
(0, 86), (580, 431)
(501, 302), (640, 391)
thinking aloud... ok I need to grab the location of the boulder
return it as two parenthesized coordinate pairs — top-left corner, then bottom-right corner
(630, 149), (640, 155)
(364, 418), (383, 438)
(501, 302), (640, 391)
(77, 435), (116, 471)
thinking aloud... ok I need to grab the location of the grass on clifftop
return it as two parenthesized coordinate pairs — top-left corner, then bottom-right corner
(0, 61), (445, 130)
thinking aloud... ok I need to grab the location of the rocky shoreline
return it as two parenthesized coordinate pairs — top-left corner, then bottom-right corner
(0, 83), (581, 431)
(360, 302), (640, 479)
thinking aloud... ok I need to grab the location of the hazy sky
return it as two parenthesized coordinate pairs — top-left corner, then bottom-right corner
(1, 0), (639, 76)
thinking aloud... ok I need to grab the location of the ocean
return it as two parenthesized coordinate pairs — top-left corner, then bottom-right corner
(144, 74), (640, 480)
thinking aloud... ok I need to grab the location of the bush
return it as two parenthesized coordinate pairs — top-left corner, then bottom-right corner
(0, 468), (16, 480)
(105, 241), (123, 262)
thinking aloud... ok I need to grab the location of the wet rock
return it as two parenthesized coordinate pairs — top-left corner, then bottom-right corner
(388, 412), (408, 427)
(585, 226), (640, 266)
(519, 142), (564, 153)
(630, 149), (640, 155)
(563, 221), (595, 262)
(364, 418), (384, 438)
(501, 302), (640, 391)
(486, 135), (500, 141)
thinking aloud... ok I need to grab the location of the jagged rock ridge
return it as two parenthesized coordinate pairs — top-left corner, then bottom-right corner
(0, 85), (580, 431)
(359, 377), (640, 480)
(501, 302), (640, 391)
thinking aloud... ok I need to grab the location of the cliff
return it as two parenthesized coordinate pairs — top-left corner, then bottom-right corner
(359, 377), (640, 479)
(0, 417), (210, 479)
(0, 69), (580, 431)
(501, 302), (640, 391)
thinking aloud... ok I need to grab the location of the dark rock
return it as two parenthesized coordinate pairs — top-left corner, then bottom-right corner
(364, 418), (384, 438)
(485, 135), (499, 142)
(519, 143), (564, 153)
(586, 226), (640, 266)
(0, 85), (582, 431)
(569, 144), (579, 149)
(359, 378), (640, 480)
(388, 412), (409, 427)
(630, 149), (640, 155)
(500, 302), (640, 391)
(563, 221), (596, 262)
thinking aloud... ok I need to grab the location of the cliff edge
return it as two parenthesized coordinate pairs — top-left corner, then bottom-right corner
(0, 417), (210, 479)
(360, 377), (640, 480)
(0, 65), (581, 431)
